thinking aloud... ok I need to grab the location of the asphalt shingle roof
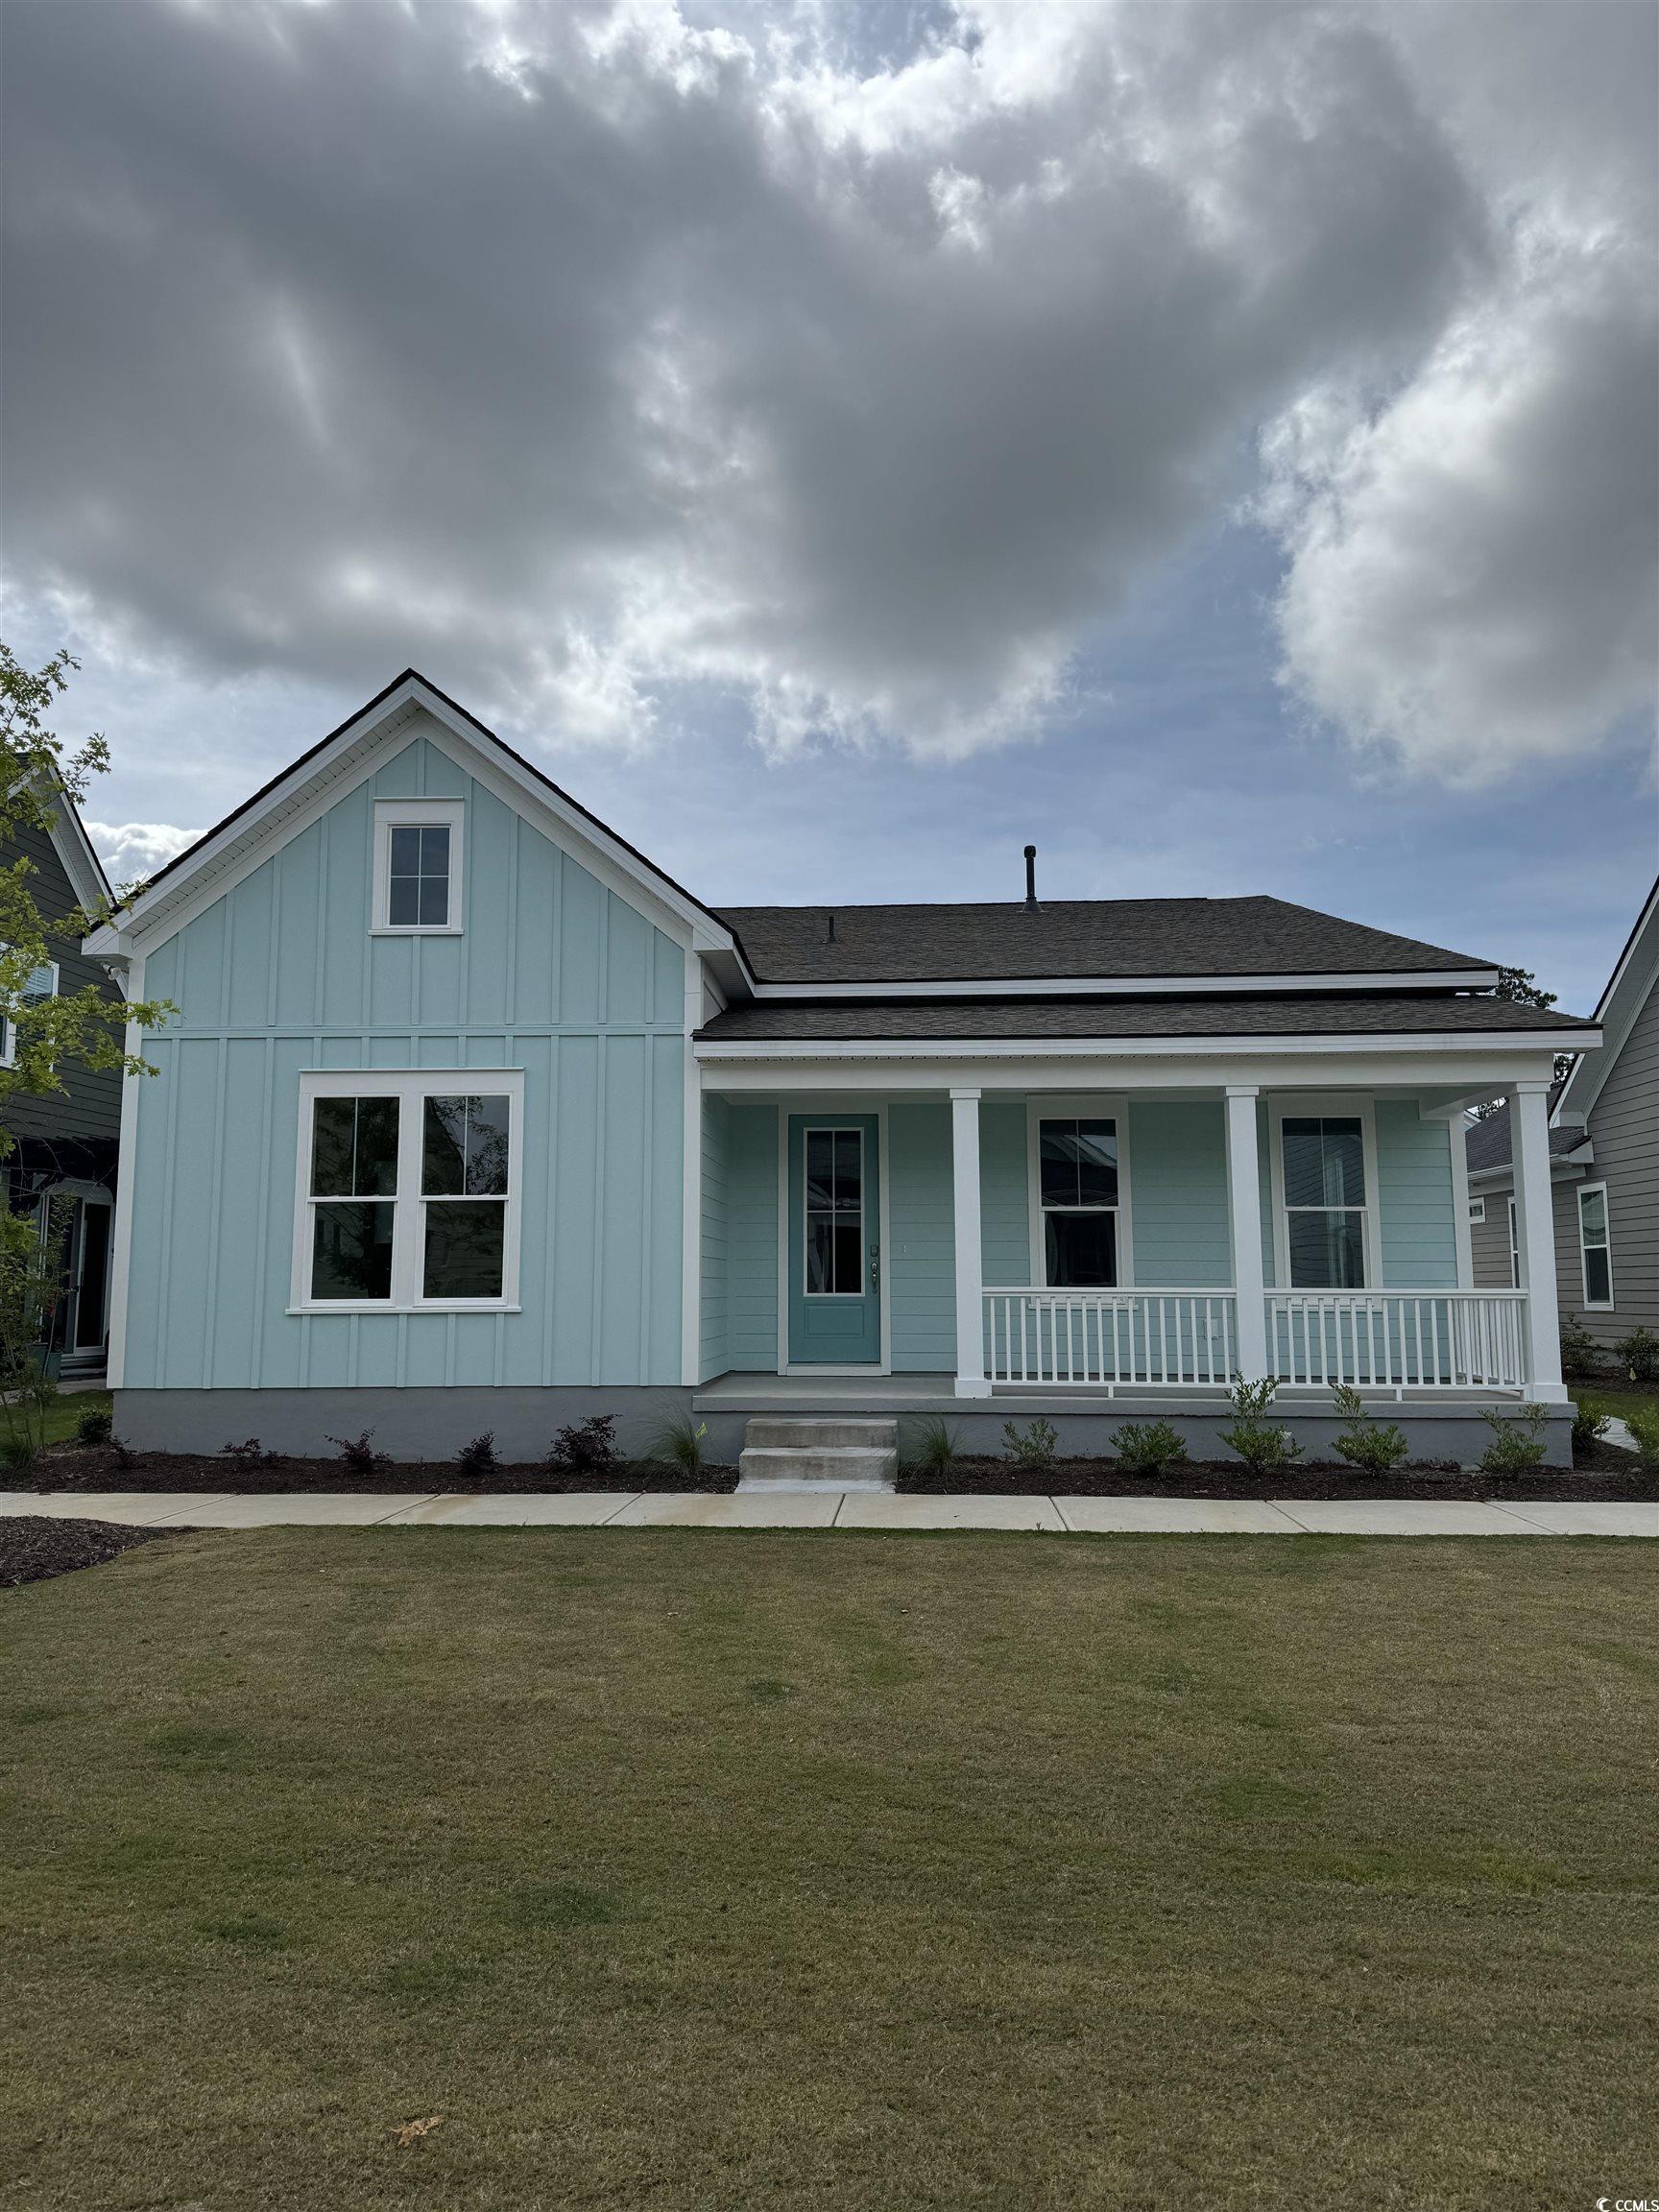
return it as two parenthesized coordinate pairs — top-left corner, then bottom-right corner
(697, 995), (1593, 1046)
(1463, 1099), (1590, 1175)
(715, 897), (1496, 986)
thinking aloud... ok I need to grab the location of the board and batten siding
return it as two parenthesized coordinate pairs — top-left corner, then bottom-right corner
(121, 733), (687, 1392)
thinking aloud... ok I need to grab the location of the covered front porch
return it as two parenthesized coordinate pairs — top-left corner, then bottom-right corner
(689, 1057), (1569, 1412)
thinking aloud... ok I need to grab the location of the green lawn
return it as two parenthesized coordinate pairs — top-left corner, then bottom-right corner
(41, 1386), (111, 1446)
(2, 1530), (1655, 2211)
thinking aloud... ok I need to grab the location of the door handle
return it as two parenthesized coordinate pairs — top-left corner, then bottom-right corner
(869, 1242), (880, 1292)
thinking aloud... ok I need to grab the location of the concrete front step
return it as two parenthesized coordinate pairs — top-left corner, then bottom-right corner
(743, 1417), (898, 1451)
(736, 1445), (898, 1493)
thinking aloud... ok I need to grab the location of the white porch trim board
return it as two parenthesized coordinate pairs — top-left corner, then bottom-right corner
(950, 1088), (990, 1397)
(1225, 1086), (1269, 1381)
(1512, 1080), (1567, 1400)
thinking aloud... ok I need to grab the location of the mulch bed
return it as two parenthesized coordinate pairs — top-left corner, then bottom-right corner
(0, 1515), (173, 1590)
(898, 1457), (1653, 1502)
(18, 1442), (741, 1497)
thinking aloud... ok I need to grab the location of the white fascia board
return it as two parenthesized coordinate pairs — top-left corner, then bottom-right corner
(46, 794), (114, 913)
(745, 966), (1503, 999)
(694, 1026), (1599, 1063)
(84, 675), (738, 962)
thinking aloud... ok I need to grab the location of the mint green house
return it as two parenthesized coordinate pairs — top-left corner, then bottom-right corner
(86, 674), (1598, 1464)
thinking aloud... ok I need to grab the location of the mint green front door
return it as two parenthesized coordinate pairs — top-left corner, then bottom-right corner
(787, 1115), (881, 1364)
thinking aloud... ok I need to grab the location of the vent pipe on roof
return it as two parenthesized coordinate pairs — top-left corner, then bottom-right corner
(1023, 844), (1038, 907)
(825, 911), (836, 943)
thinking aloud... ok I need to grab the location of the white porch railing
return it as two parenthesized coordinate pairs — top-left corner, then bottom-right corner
(1264, 1290), (1528, 1392)
(983, 1289), (1237, 1388)
(982, 1287), (1530, 1391)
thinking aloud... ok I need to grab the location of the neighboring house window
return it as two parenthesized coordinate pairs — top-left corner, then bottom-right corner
(372, 799), (465, 933)
(1468, 1197), (1486, 1224)
(1576, 1183), (1614, 1310)
(1039, 1117), (1118, 1286)
(1507, 1196), (1520, 1288)
(293, 1070), (520, 1310)
(0, 958), (59, 1069)
(1281, 1116), (1367, 1288)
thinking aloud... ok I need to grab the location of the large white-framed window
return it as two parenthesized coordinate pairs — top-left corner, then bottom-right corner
(1576, 1182), (1614, 1310)
(0, 957), (59, 1069)
(1026, 1096), (1132, 1287)
(1269, 1099), (1381, 1290)
(803, 1124), (866, 1297)
(290, 1069), (522, 1312)
(372, 799), (465, 934)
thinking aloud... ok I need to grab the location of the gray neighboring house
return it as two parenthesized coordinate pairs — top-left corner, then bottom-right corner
(1466, 877), (1658, 1360)
(1, 786), (122, 1376)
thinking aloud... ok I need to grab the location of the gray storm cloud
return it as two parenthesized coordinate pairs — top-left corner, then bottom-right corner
(1, 0), (1653, 780)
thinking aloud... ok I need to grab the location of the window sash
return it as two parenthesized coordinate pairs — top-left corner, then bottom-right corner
(294, 1072), (519, 1310)
(373, 801), (464, 933)
(1277, 1113), (1371, 1289)
(1037, 1118), (1118, 1287)
(1577, 1184), (1613, 1309)
(0, 956), (58, 1068)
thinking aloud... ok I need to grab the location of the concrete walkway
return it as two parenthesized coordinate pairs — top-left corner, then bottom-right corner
(2, 1490), (1653, 1535)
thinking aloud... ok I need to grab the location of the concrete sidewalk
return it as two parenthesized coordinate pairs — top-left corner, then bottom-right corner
(2, 1490), (1653, 1535)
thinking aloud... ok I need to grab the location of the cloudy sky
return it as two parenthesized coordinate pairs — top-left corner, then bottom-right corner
(3, 0), (1654, 1007)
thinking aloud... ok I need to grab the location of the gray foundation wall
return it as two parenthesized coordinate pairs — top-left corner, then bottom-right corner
(114, 1387), (696, 1464)
(116, 1387), (1576, 1469)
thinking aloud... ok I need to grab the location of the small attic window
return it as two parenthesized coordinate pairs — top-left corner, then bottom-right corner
(372, 800), (464, 934)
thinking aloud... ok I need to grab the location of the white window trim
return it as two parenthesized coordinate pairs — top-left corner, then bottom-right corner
(1025, 1095), (1134, 1287)
(289, 1068), (523, 1313)
(1507, 1194), (1520, 1290)
(1576, 1180), (1614, 1310)
(1468, 1197), (1486, 1223)
(801, 1121), (869, 1300)
(1268, 1095), (1382, 1292)
(371, 798), (465, 935)
(0, 956), (59, 1069)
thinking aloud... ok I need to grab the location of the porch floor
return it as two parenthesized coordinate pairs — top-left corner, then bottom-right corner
(691, 1371), (1528, 1414)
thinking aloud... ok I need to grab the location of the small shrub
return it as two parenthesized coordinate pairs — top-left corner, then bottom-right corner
(454, 1431), (500, 1480)
(0, 1431), (36, 1473)
(1328, 1383), (1409, 1475)
(1571, 1404), (1611, 1455)
(902, 1417), (959, 1477)
(325, 1429), (391, 1477)
(1219, 1375), (1303, 1474)
(1613, 1326), (1659, 1385)
(219, 1437), (276, 1468)
(109, 1434), (136, 1471)
(1000, 1417), (1058, 1472)
(77, 1405), (113, 1446)
(1108, 1420), (1187, 1478)
(646, 1414), (708, 1477)
(545, 1415), (621, 1479)
(1623, 1404), (1659, 1471)
(1478, 1404), (1549, 1474)
(1558, 1313), (1602, 1382)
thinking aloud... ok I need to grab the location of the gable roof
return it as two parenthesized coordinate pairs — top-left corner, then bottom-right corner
(715, 897), (1498, 990)
(84, 670), (736, 960)
(1464, 1098), (1593, 1180)
(1554, 874), (1658, 1122)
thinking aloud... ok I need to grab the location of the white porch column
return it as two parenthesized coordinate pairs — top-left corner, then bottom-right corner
(1512, 1079), (1566, 1400)
(950, 1086), (991, 1397)
(1225, 1084), (1269, 1382)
